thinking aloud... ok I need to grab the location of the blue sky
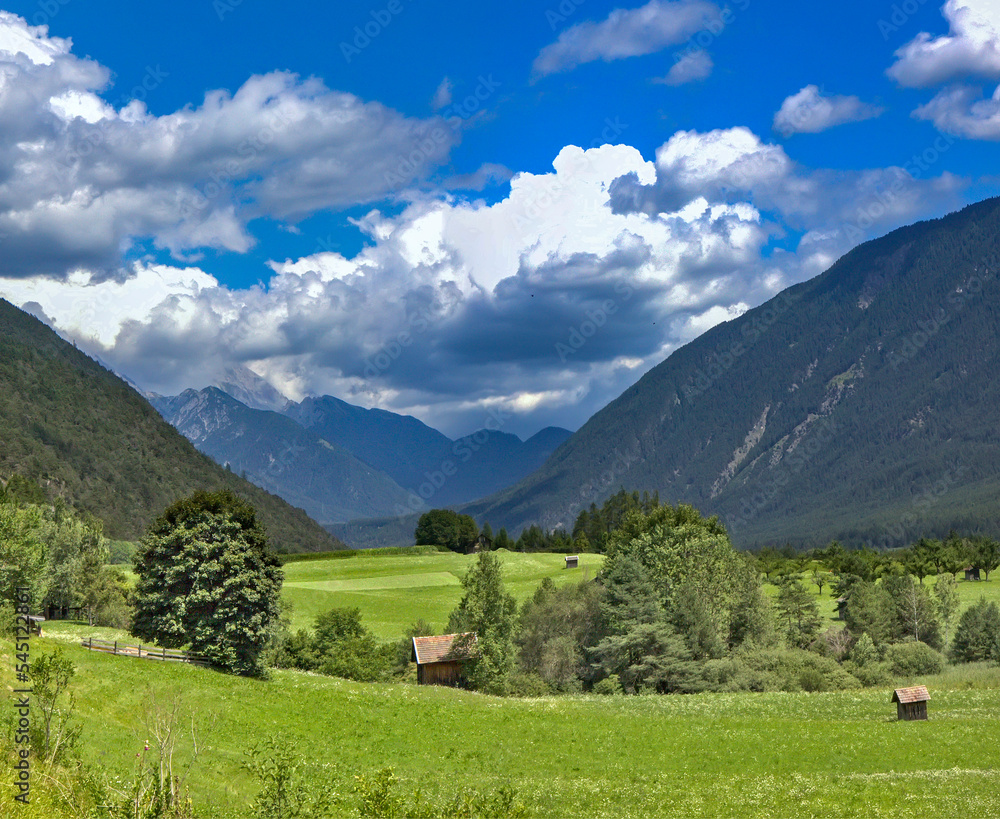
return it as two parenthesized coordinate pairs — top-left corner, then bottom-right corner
(0, 0), (998, 438)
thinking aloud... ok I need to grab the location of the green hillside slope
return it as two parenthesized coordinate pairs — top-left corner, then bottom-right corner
(0, 298), (343, 552)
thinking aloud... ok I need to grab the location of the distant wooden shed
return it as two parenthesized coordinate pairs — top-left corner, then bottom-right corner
(565, 555), (579, 569)
(412, 633), (476, 687)
(892, 685), (930, 721)
(464, 534), (492, 555)
(836, 597), (848, 621)
(965, 566), (981, 581)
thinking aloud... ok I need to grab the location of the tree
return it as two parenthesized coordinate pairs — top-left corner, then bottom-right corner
(811, 570), (833, 597)
(950, 599), (1000, 663)
(844, 581), (892, 645)
(447, 551), (518, 693)
(902, 539), (940, 584)
(775, 579), (822, 649)
(940, 532), (969, 580)
(884, 575), (942, 649)
(0, 503), (47, 610)
(933, 574), (960, 645)
(132, 490), (283, 676)
(969, 536), (1000, 582)
(414, 509), (478, 552)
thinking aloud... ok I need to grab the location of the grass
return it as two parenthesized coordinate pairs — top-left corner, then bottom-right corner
(3, 637), (1000, 817)
(281, 549), (604, 638)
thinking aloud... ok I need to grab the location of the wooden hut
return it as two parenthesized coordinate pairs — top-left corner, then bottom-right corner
(965, 566), (981, 581)
(464, 534), (492, 555)
(565, 555), (579, 569)
(412, 633), (476, 687)
(891, 685), (930, 721)
(835, 597), (848, 621)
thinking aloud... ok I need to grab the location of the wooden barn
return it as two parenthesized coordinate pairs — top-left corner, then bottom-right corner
(965, 566), (981, 581)
(892, 685), (930, 721)
(565, 555), (579, 569)
(463, 534), (492, 555)
(412, 633), (476, 687)
(835, 597), (848, 621)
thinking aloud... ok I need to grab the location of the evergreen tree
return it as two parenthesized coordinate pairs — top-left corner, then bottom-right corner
(447, 551), (518, 694)
(951, 599), (1000, 663)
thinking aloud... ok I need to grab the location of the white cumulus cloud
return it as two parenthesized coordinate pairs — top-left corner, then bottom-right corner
(773, 85), (884, 136)
(533, 0), (720, 76)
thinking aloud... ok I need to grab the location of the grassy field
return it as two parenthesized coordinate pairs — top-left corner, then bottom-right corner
(281, 549), (604, 638)
(3, 636), (1000, 818)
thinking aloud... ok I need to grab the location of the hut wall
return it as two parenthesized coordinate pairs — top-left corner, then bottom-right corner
(897, 701), (928, 721)
(418, 660), (464, 687)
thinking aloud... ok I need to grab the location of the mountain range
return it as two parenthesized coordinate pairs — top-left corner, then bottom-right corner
(150, 385), (572, 526)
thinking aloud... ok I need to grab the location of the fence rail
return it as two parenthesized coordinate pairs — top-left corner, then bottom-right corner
(80, 637), (209, 666)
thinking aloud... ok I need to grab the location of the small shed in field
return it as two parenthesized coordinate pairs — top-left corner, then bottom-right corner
(965, 566), (981, 581)
(892, 685), (930, 721)
(836, 597), (848, 621)
(464, 534), (492, 555)
(565, 555), (579, 569)
(412, 633), (476, 687)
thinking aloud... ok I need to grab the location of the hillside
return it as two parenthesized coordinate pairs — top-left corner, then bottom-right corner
(466, 198), (1000, 548)
(0, 298), (344, 552)
(152, 387), (416, 525)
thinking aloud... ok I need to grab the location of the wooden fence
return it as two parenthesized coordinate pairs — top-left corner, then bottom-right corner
(80, 637), (210, 667)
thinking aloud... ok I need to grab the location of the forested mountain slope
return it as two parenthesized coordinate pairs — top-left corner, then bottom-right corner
(467, 198), (1000, 548)
(0, 299), (343, 552)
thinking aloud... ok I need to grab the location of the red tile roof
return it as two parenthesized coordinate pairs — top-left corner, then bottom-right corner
(412, 633), (476, 665)
(892, 685), (930, 704)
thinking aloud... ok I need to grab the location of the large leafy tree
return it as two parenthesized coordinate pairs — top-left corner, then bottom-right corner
(0, 502), (47, 610)
(414, 509), (479, 552)
(132, 490), (283, 677)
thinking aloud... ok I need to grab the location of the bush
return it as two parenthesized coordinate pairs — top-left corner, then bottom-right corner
(883, 640), (946, 677)
(507, 671), (551, 697)
(592, 676), (623, 696)
(732, 647), (861, 692)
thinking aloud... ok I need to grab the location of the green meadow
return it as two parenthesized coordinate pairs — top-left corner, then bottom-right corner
(281, 549), (604, 638)
(11, 549), (998, 817)
(3, 635), (1000, 818)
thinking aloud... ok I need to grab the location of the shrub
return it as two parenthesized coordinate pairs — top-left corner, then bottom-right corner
(883, 640), (946, 677)
(507, 672), (551, 698)
(733, 647), (861, 692)
(592, 676), (623, 696)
